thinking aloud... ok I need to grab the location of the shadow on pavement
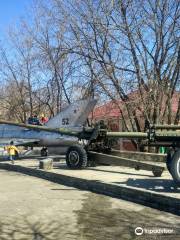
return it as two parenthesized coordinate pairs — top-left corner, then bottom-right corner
(51, 188), (82, 191)
(54, 164), (153, 178)
(87, 167), (152, 177)
(114, 178), (180, 193)
(76, 192), (180, 240)
(0, 215), (78, 240)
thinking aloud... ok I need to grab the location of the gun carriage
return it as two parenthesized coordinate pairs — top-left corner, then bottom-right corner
(0, 120), (179, 184)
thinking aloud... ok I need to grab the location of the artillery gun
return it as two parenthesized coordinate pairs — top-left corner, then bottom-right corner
(0, 120), (179, 184)
(59, 122), (180, 184)
(79, 122), (180, 184)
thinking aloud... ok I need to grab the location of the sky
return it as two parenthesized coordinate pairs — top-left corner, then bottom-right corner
(0, 0), (30, 38)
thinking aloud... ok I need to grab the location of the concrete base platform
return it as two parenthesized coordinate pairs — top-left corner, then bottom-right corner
(0, 157), (180, 216)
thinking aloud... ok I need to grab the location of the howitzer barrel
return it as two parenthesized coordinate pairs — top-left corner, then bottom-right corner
(154, 131), (180, 142)
(0, 120), (180, 144)
(106, 131), (180, 143)
(153, 124), (180, 130)
(0, 120), (79, 137)
(106, 132), (148, 139)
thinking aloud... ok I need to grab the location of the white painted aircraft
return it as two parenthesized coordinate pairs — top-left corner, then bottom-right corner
(0, 98), (97, 168)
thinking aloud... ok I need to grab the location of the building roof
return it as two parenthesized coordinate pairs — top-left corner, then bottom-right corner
(92, 91), (179, 120)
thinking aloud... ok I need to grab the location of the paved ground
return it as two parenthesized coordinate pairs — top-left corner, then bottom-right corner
(8, 157), (180, 199)
(0, 169), (180, 240)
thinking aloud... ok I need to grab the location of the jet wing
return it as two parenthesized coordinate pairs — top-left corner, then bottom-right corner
(0, 120), (80, 137)
(0, 138), (39, 147)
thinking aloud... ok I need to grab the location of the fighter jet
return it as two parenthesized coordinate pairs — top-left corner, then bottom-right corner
(0, 98), (97, 167)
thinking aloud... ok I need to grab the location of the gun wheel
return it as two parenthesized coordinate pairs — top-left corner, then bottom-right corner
(66, 145), (87, 169)
(169, 150), (180, 185)
(166, 148), (175, 173)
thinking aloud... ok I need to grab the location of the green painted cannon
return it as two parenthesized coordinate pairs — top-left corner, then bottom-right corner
(0, 120), (179, 184)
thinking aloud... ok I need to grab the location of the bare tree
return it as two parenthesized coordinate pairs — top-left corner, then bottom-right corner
(0, 44), (33, 122)
(0, 0), (179, 129)
(55, 0), (179, 130)
(22, 1), (80, 113)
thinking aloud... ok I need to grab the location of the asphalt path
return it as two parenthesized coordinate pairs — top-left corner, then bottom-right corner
(0, 169), (179, 240)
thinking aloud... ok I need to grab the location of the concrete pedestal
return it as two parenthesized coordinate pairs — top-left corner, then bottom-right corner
(39, 158), (53, 170)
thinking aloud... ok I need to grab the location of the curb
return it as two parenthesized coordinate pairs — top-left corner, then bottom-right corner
(0, 163), (179, 216)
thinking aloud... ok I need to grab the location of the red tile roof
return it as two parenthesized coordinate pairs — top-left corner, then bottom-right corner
(92, 92), (179, 120)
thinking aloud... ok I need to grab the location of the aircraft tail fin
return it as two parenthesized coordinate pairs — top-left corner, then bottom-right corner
(46, 98), (97, 128)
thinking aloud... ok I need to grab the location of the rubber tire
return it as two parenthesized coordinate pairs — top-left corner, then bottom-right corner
(166, 149), (175, 173)
(66, 145), (87, 169)
(169, 150), (180, 185)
